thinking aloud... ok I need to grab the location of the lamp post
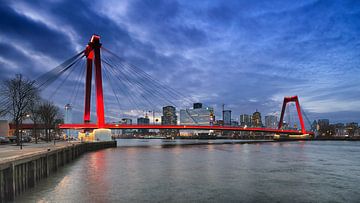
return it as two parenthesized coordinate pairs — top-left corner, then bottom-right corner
(19, 114), (30, 150)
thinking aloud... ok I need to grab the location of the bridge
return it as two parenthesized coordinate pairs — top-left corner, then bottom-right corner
(33, 35), (313, 140)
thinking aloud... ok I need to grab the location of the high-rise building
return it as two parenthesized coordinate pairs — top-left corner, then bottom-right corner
(334, 123), (345, 136)
(121, 118), (133, 135)
(193, 103), (203, 109)
(265, 115), (278, 129)
(180, 104), (214, 136)
(121, 118), (132, 124)
(317, 119), (329, 128)
(231, 120), (239, 126)
(137, 117), (150, 134)
(317, 119), (329, 130)
(240, 114), (252, 127)
(180, 106), (214, 125)
(252, 110), (262, 127)
(161, 106), (178, 136)
(317, 119), (330, 136)
(223, 110), (231, 126)
(161, 106), (177, 125)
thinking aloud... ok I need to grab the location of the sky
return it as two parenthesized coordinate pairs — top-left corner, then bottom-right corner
(0, 0), (359, 124)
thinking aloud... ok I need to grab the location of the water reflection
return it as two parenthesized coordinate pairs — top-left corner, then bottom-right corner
(86, 150), (109, 201)
(15, 140), (360, 202)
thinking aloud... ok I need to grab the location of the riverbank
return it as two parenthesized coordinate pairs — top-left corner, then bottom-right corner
(0, 141), (116, 202)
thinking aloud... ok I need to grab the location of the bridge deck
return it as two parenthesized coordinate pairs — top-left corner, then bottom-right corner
(59, 123), (313, 135)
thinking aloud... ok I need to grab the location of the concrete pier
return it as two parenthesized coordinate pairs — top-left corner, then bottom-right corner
(0, 141), (116, 202)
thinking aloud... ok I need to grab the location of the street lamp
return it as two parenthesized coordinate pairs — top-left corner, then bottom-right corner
(19, 113), (31, 150)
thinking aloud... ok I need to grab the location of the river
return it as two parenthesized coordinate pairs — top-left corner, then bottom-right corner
(15, 140), (360, 202)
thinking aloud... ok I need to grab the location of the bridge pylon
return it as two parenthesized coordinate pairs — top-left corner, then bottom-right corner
(79, 35), (111, 141)
(278, 95), (306, 135)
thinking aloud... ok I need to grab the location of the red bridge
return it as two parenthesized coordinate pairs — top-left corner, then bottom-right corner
(37, 35), (313, 136)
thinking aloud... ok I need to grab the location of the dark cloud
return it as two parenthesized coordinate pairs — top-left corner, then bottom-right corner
(0, 0), (359, 123)
(0, 4), (75, 60)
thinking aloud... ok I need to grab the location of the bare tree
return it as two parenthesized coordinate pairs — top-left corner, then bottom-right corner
(0, 74), (39, 147)
(54, 118), (64, 140)
(27, 96), (41, 144)
(38, 101), (61, 142)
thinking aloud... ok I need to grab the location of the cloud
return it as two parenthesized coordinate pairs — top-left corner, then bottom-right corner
(0, 0), (359, 124)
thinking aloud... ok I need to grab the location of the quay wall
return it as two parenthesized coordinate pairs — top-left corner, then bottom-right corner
(0, 141), (117, 202)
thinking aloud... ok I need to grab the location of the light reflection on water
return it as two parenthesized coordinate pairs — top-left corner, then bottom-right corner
(15, 140), (360, 202)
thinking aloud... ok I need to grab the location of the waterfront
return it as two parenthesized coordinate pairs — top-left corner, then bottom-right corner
(15, 140), (360, 202)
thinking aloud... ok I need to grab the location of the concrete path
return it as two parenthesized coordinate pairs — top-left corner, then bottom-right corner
(0, 141), (81, 164)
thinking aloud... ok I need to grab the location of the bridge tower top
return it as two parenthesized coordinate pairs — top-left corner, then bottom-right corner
(278, 95), (306, 134)
(83, 34), (105, 128)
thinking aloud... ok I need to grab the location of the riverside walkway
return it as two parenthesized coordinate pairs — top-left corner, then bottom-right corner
(0, 141), (82, 164)
(0, 140), (117, 202)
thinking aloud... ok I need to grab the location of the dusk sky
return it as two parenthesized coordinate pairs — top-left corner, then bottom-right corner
(0, 0), (359, 124)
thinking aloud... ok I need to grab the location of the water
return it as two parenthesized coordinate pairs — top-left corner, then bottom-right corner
(16, 140), (360, 202)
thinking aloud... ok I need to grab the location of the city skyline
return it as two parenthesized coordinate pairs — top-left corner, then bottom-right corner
(0, 0), (359, 123)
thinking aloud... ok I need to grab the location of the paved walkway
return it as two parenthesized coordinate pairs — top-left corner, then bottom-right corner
(0, 141), (81, 164)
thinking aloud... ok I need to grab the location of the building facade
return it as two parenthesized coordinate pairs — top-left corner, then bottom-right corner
(137, 117), (150, 134)
(223, 110), (231, 126)
(179, 103), (214, 136)
(345, 122), (359, 137)
(161, 106), (178, 136)
(121, 118), (133, 135)
(240, 114), (252, 127)
(180, 107), (214, 125)
(252, 110), (262, 127)
(265, 115), (278, 129)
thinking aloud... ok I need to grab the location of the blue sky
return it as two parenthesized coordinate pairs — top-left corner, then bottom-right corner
(0, 0), (359, 124)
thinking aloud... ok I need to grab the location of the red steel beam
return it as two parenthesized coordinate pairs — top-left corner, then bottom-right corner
(278, 96), (306, 134)
(88, 35), (105, 128)
(294, 97), (306, 134)
(59, 123), (314, 135)
(84, 45), (94, 123)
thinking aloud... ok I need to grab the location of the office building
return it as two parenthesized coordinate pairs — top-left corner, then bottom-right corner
(265, 115), (278, 129)
(317, 119), (329, 129)
(223, 110), (231, 126)
(121, 118), (133, 135)
(180, 106), (214, 125)
(161, 106), (177, 125)
(161, 106), (178, 136)
(240, 114), (252, 127)
(180, 103), (214, 136)
(252, 110), (262, 127)
(137, 117), (150, 134)
(193, 103), (203, 109)
(231, 120), (239, 126)
(333, 123), (345, 136)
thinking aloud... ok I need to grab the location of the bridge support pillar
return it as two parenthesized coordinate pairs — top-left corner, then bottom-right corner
(84, 35), (106, 129)
(84, 45), (93, 123)
(278, 96), (306, 134)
